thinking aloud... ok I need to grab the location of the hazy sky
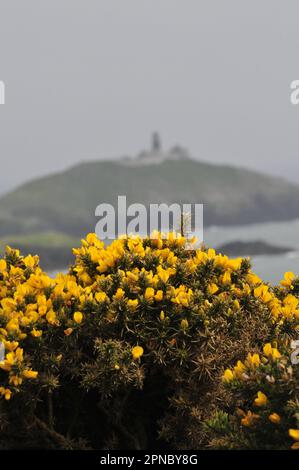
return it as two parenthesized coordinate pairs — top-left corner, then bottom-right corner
(1, 0), (299, 193)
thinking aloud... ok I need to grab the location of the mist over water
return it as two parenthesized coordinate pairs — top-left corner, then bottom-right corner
(205, 219), (299, 283)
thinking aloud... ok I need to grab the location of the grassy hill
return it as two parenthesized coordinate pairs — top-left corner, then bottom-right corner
(0, 231), (78, 271)
(0, 158), (299, 243)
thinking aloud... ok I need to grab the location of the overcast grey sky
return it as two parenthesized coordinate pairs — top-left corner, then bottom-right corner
(0, 0), (299, 192)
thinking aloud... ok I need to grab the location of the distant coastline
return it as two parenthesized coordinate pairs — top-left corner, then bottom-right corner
(217, 240), (293, 257)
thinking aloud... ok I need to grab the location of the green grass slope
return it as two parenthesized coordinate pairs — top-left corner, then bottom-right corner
(0, 158), (299, 239)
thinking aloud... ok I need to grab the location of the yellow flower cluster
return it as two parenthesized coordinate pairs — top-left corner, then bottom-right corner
(222, 341), (299, 450)
(70, 231), (269, 343)
(0, 247), (88, 398)
(289, 429), (299, 450)
(0, 231), (298, 408)
(253, 271), (299, 326)
(222, 343), (281, 383)
(0, 250), (51, 397)
(0, 234), (232, 397)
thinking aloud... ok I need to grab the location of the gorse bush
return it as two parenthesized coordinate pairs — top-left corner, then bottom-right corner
(0, 233), (298, 449)
(203, 273), (299, 450)
(204, 340), (299, 450)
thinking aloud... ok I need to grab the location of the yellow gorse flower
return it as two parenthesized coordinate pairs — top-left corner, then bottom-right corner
(171, 285), (193, 307)
(180, 319), (189, 330)
(157, 266), (170, 284)
(31, 329), (42, 338)
(144, 287), (155, 301)
(154, 290), (163, 302)
(269, 413), (281, 424)
(207, 283), (219, 295)
(233, 360), (246, 378)
(222, 369), (234, 383)
(132, 346), (144, 360)
(280, 271), (295, 287)
(114, 288), (125, 300)
(127, 299), (139, 311)
(95, 291), (109, 303)
(246, 352), (261, 369)
(221, 271), (231, 285)
(22, 369), (38, 379)
(73, 312), (83, 324)
(254, 285), (273, 303)
(0, 387), (12, 400)
(263, 343), (281, 360)
(254, 391), (268, 407)
(0, 260), (7, 273)
(241, 411), (260, 427)
(289, 429), (299, 441)
(160, 310), (165, 321)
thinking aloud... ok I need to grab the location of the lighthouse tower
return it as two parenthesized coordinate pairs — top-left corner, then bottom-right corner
(121, 132), (190, 166)
(151, 132), (162, 153)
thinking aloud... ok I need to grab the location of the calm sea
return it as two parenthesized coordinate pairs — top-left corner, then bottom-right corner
(205, 219), (299, 283)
